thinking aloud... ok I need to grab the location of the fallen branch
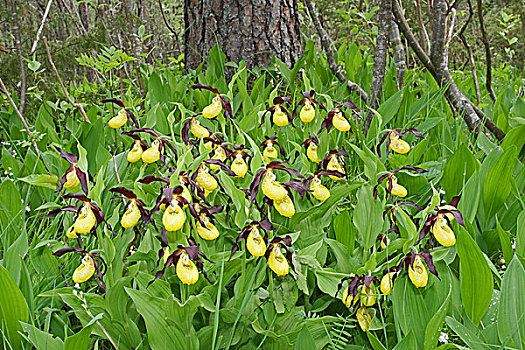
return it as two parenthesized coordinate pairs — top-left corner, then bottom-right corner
(304, 0), (368, 103)
(43, 37), (91, 123)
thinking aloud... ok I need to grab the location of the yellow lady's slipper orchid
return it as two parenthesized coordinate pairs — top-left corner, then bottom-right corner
(163, 247), (174, 267)
(261, 172), (287, 201)
(197, 216), (219, 240)
(360, 283), (376, 307)
(408, 254), (428, 288)
(268, 246), (289, 276)
(356, 306), (372, 332)
(191, 119), (210, 139)
(202, 96), (222, 119)
(72, 255), (95, 284)
(310, 176), (330, 201)
(66, 225), (77, 239)
(380, 235), (390, 250)
(327, 157), (344, 181)
(380, 272), (395, 295)
(108, 109), (128, 129)
(263, 143), (278, 162)
(180, 183), (192, 206)
(74, 204), (97, 234)
(341, 287), (357, 307)
(300, 100), (315, 123)
(231, 153), (248, 177)
(307, 143), (320, 163)
(121, 200), (141, 229)
(162, 201), (186, 231)
(389, 132), (410, 154)
(332, 110), (350, 132)
(440, 205), (456, 221)
(431, 215), (456, 247)
(210, 147), (227, 170)
(274, 195), (295, 218)
(390, 176), (407, 198)
(64, 169), (80, 189)
(246, 226), (266, 257)
(176, 252), (199, 285)
(142, 140), (161, 163)
(196, 166), (218, 192)
(127, 140), (143, 163)
(273, 106), (288, 127)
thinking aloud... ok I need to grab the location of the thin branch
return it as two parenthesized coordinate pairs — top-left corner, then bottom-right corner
(158, 0), (180, 46)
(444, 8), (456, 66)
(414, 0), (431, 54)
(457, 0), (481, 104)
(30, 0), (53, 55)
(303, 0), (368, 102)
(43, 37), (91, 123)
(476, 0), (496, 101)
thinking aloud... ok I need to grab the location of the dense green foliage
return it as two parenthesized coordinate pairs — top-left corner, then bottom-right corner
(1, 39), (525, 350)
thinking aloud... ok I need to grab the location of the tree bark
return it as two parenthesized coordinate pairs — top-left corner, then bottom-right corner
(10, 0), (27, 116)
(364, 0), (392, 135)
(184, 0), (303, 70)
(391, 20), (406, 91)
(392, 0), (505, 141)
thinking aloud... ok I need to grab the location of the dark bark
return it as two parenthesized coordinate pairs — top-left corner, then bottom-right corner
(364, 0), (392, 135)
(79, 1), (89, 32)
(392, 0), (505, 141)
(391, 20), (406, 91)
(476, 0), (496, 101)
(184, 0), (303, 70)
(304, 0), (368, 102)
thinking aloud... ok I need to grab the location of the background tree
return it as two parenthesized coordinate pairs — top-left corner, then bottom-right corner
(183, 0), (303, 70)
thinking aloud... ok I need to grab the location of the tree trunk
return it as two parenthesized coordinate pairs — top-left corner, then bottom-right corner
(184, 0), (303, 70)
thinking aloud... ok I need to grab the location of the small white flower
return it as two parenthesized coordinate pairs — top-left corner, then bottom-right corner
(512, 239), (517, 250)
(439, 332), (449, 344)
(25, 206), (31, 213)
(502, 265), (506, 270)
(500, 258), (506, 265)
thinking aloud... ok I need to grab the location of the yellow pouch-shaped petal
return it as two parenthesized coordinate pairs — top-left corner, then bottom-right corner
(108, 109), (128, 129)
(357, 306), (372, 332)
(63, 169), (80, 189)
(274, 195), (295, 218)
(142, 141), (160, 163)
(72, 255), (95, 284)
(389, 132), (410, 154)
(74, 205), (97, 234)
(127, 141), (143, 163)
(66, 225), (77, 239)
(263, 144), (278, 162)
(196, 167), (218, 191)
(246, 227), (266, 257)
(202, 96), (222, 119)
(310, 177), (330, 201)
(409, 255), (428, 288)
(197, 217), (219, 240)
(333, 112), (350, 132)
(431, 215), (456, 247)
(231, 155), (248, 177)
(307, 143), (320, 163)
(176, 252), (199, 285)
(162, 203), (185, 231)
(268, 246), (289, 276)
(327, 157), (344, 181)
(380, 272), (395, 295)
(191, 119), (210, 139)
(390, 177), (407, 197)
(341, 287), (357, 307)
(360, 283), (376, 307)
(121, 201), (141, 229)
(273, 107), (288, 127)
(210, 147), (227, 170)
(300, 102), (315, 123)
(261, 172), (287, 201)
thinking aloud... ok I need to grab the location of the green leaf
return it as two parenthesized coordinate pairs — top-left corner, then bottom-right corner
(377, 90), (402, 126)
(353, 185), (384, 250)
(483, 145), (518, 222)
(456, 227), (493, 325)
(441, 144), (479, 198)
(76, 141), (89, 174)
(0, 264), (28, 349)
(294, 326), (317, 350)
(17, 174), (58, 189)
(424, 290), (451, 350)
(445, 316), (490, 349)
(333, 210), (355, 251)
(517, 210), (525, 257)
(20, 322), (63, 350)
(64, 324), (94, 350)
(496, 217), (513, 264)
(392, 331), (417, 350)
(498, 256), (525, 348)
(367, 331), (387, 350)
